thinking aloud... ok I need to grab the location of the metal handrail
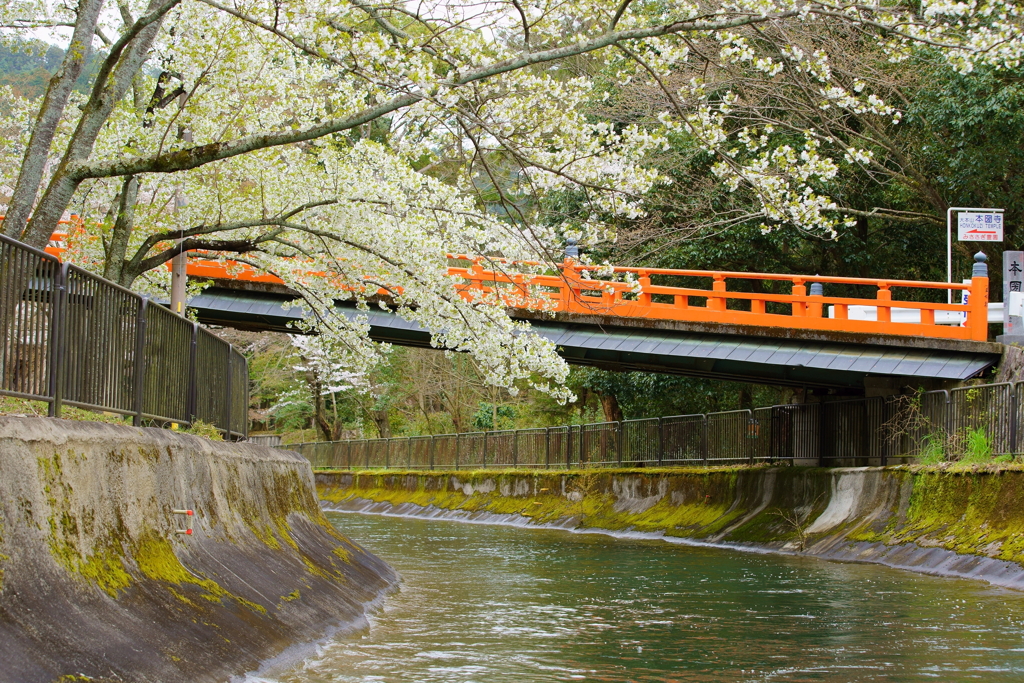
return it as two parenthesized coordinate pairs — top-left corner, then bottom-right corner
(0, 233), (248, 438)
(293, 381), (1024, 469)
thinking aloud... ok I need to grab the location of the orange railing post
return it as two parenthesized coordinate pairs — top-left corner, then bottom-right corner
(561, 259), (583, 313)
(792, 279), (806, 317)
(638, 271), (651, 306)
(709, 274), (726, 311)
(876, 284), (892, 323)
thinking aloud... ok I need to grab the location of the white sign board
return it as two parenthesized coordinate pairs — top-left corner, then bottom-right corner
(958, 212), (1004, 241)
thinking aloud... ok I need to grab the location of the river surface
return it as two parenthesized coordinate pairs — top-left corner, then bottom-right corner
(257, 511), (1024, 682)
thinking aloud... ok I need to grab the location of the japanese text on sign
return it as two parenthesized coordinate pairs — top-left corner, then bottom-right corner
(958, 212), (1004, 241)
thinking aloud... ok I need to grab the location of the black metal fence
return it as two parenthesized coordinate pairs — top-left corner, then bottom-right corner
(0, 233), (248, 438)
(293, 382), (1024, 469)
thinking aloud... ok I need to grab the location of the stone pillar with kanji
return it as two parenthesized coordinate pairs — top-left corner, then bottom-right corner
(999, 250), (1024, 344)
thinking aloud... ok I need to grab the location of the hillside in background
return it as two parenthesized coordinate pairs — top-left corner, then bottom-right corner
(0, 37), (104, 99)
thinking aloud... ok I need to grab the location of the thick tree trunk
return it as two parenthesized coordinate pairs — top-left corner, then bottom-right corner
(601, 393), (623, 423)
(369, 410), (391, 438)
(738, 387), (752, 411)
(103, 175), (138, 283)
(577, 388), (589, 419)
(22, 0), (175, 250)
(2, 0), (105, 241)
(310, 377), (331, 442)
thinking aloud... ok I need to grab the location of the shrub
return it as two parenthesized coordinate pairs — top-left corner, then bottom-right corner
(959, 427), (993, 464)
(182, 420), (224, 441)
(918, 432), (946, 465)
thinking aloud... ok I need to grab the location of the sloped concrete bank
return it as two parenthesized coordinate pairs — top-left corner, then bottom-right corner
(317, 466), (1024, 590)
(0, 418), (397, 683)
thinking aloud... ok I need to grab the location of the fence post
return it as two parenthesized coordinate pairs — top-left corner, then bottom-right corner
(132, 298), (149, 427)
(483, 431), (488, 468)
(869, 399), (881, 467)
(749, 409), (757, 466)
(239, 354), (249, 439)
(616, 421), (622, 467)
(566, 426), (573, 469)
(187, 323), (198, 424)
(657, 417), (664, 466)
(701, 415), (708, 466)
(513, 430), (519, 468)
(47, 262), (69, 418)
(429, 436), (435, 471)
(946, 391), (953, 448)
(817, 403), (825, 467)
(223, 347), (233, 439)
(579, 425), (585, 468)
(545, 427), (551, 469)
(455, 434), (461, 470)
(1011, 383), (1019, 456)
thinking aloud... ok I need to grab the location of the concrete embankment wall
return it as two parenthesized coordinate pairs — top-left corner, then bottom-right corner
(0, 418), (397, 683)
(317, 466), (1024, 589)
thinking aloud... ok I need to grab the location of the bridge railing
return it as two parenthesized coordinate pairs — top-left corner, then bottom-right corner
(448, 254), (991, 342)
(292, 381), (1024, 469)
(0, 233), (248, 439)
(79, 233), (991, 343)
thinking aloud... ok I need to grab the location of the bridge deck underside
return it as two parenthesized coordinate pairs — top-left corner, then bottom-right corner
(189, 288), (999, 390)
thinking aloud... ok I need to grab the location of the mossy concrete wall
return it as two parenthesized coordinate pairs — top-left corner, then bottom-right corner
(317, 466), (1024, 589)
(0, 418), (397, 683)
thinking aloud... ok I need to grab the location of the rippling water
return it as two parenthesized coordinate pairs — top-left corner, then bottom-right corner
(256, 512), (1024, 682)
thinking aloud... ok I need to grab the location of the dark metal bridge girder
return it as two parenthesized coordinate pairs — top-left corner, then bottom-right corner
(188, 288), (1000, 390)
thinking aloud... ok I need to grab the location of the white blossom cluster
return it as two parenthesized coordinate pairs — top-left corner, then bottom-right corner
(2, 0), (1021, 399)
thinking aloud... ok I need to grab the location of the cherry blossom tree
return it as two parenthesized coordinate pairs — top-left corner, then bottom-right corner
(1, 0), (1020, 398)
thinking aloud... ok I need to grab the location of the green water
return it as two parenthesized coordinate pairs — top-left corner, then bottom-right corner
(261, 512), (1024, 682)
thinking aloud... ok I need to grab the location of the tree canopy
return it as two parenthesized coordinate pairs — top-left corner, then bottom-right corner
(1, 0), (1021, 400)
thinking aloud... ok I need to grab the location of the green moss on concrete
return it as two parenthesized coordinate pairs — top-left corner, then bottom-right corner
(318, 467), (1024, 569)
(38, 452), (134, 598)
(332, 544), (352, 564)
(874, 470), (1024, 564)
(216, 461), (358, 585)
(133, 530), (267, 615)
(74, 542), (133, 598)
(317, 469), (763, 539)
(135, 531), (222, 593)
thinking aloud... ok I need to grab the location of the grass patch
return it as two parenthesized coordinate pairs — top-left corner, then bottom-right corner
(959, 427), (994, 465)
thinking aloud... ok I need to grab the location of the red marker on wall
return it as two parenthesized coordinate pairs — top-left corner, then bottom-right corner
(173, 509), (195, 535)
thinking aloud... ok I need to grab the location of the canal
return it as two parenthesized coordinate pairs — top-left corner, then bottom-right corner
(257, 511), (1024, 682)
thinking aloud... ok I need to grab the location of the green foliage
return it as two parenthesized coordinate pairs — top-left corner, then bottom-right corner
(909, 64), (1024, 226)
(567, 367), (784, 420)
(960, 427), (994, 465)
(182, 420), (223, 441)
(0, 37), (106, 99)
(918, 433), (946, 466)
(223, 60), (1024, 439)
(472, 403), (518, 431)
